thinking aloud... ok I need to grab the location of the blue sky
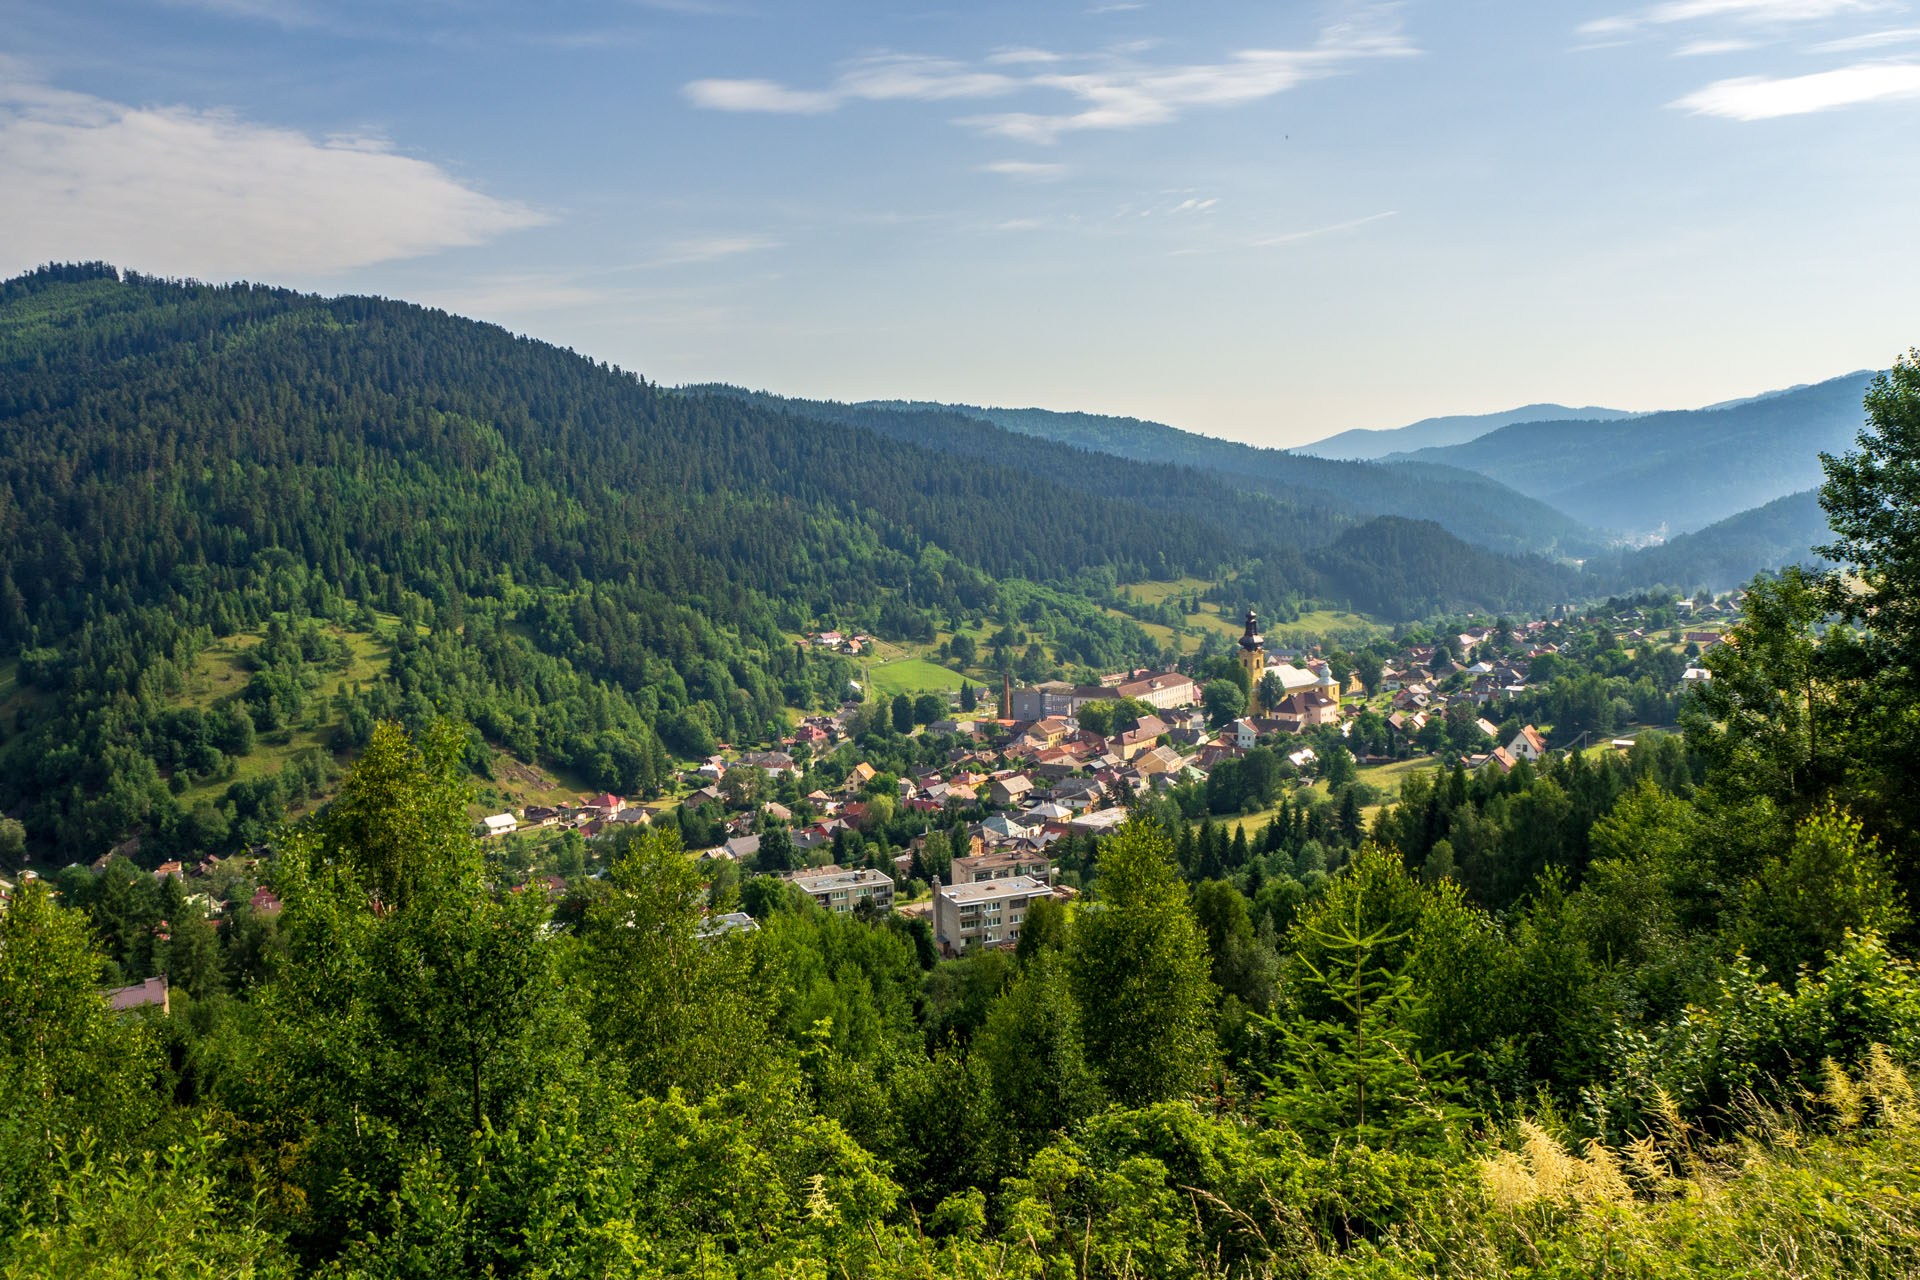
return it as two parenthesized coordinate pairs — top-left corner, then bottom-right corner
(2, 0), (1916, 444)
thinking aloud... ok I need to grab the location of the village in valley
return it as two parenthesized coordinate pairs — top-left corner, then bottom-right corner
(425, 587), (1740, 961)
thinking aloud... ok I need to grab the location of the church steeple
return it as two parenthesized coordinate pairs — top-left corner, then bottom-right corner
(1238, 609), (1264, 654)
(1238, 609), (1266, 710)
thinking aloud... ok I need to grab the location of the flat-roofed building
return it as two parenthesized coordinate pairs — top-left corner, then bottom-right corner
(933, 874), (1053, 956)
(789, 867), (895, 914)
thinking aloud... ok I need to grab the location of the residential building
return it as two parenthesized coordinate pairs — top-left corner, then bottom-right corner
(949, 850), (1052, 885)
(933, 874), (1053, 955)
(1508, 725), (1548, 762)
(788, 867), (895, 914)
(989, 774), (1035, 807)
(1108, 671), (1198, 709)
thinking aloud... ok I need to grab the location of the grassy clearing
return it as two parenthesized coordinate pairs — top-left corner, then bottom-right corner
(1223, 754), (1437, 838)
(1118, 577), (1214, 606)
(172, 620), (394, 811)
(1267, 608), (1387, 646)
(865, 657), (977, 700)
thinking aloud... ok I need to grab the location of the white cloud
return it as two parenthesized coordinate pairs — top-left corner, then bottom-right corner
(980, 159), (1066, 178)
(683, 78), (840, 113)
(1169, 196), (1219, 212)
(1580, 0), (1889, 35)
(987, 47), (1065, 65)
(1672, 59), (1920, 115)
(1811, 25), (1920, 49)
(0, 76), (546, 279)
(1675, 37), (1763, 52)
(683, 11), (1413, 140)
(687, 56), (1016, 114)
(963, 23), (1415, 144)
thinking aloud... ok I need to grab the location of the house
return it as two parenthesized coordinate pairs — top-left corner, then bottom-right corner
(1480, 746), (1519, 776)
(788, 867), (895, 914)
(696, 911), (759, 940)
(249, 887), (283, 916)
(1277, 688), (1340, 726)
(1229, 717), (1259, 750)
(1067, 808), (1130, 837)
(1132, 745), (1183, 777)
(722, 834), (761, 862)
(153, 861), (185, 881)
(989, 775), (1035, 808)
(1193, 742), (1244, 769)
(1474, 718), (1500, 740)
(482, 813), (518, 837)
(590, 793), (625, 815)
(1286, 747), (1317, 771)
(844, 762), (877, 794)
(105, 975), (169, 1016)
(1114, 715), (1168, 758)
(1508, 725), (1547, 762)
(933, 874), (1053, 956)
(1683, 667), (1712, 684)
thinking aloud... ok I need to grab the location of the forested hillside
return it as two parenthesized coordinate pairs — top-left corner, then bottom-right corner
(0, 265), (1239, 860)
(1612, 488), (1833, 592)
(1389, 372), (1876, 535)
(742, 390), (1604, 556)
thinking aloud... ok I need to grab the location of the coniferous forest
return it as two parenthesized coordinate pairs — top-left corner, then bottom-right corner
(1, 264), (1919, 1277)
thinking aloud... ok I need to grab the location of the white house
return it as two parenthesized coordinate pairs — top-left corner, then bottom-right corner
(1508, 725), (1547, 762)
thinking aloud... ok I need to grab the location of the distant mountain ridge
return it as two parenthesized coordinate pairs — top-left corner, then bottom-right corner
(844, 397), (1602, 558)
(1384, 372), (1875, 537)
(1296, 403), (1639, 461)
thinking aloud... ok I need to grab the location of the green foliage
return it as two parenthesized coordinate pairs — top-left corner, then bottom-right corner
(973, 953), (1102, 1159)
(0, 880), (159, 1234)
(1069, 817), (1218, 1105)
(578, 824), (774, 1100)
(1738, 803), (1907, 983)
(0, 1128), (293, 1280)
(1259, 898), (1471, 1154)
(285, 719), (477, 912)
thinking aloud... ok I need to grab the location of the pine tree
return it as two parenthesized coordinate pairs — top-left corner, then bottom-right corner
(1257, 902), (1467, 1153)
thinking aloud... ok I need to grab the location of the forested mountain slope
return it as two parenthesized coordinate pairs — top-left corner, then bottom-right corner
(0, 265), (1250, 858)
(1388, 372), (1875, 535)
(1296, 401), (1637, 460)
(1612, 488), (1833, 593)
(823, 394), (1602, 556)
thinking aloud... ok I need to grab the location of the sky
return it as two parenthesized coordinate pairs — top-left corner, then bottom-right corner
(2, 0), (1917, 446)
